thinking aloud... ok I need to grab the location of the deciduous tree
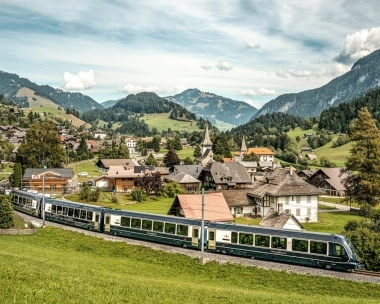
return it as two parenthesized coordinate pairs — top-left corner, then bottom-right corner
(163, 149), (181, 167)
(0, 195), (14, 229)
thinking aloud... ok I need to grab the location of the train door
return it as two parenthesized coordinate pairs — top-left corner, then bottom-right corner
(192, 227), (199, 247)
(208, 229), (216, 250)
(94, 212), (100, 230)
(105, 214), (111, 232)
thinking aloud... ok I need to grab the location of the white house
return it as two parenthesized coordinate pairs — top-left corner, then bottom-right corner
(125, 137), (137, 155)
(247, 168), (323, 223)
(93, 130), (107, 140)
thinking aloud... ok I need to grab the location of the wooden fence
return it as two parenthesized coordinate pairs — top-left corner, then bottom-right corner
(0, 228), (36, 235)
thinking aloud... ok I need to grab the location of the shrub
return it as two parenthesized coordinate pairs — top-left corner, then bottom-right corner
(0, 195), (14, 229)
(131, 188), (146, 202)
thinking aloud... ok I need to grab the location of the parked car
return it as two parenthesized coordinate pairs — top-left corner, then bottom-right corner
(78, 172), (88, 177)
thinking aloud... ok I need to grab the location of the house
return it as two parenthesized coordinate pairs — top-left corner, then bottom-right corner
(308, 168), (347, 196)
(300, 146), (312, 153)
(95, 158), (138, 173)
(22, 168), (74, 194)
(233, 147), (275, 162)
(125, 137), (137, 154)
(218, 189), (256, 217)
(297, 169), (315, 180)
(200, 162), (251, 190)
(305, 153), (317, 160)
(167, 192), (234, 222)
(173, 165), (203, 179)
(247, 168), (323, 222)
(304, 133), (314, 138)
(94, 176), (114, 191)
(93, 130), (107, 140)
(164, 172), (201, 193)
(260, 209), (303, 230)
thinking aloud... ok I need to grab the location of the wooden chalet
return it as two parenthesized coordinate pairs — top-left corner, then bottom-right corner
(218, 189), (256, 217)
(308, 168), (347, 196)
(96, 158), (138, 173)
(164, 172), (201, 193)
(107, 165), (156, 192)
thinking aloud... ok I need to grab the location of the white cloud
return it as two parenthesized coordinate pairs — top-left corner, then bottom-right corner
(239, 89), (257, 96)
(118, 84), (162, 94)
(200, 62), (212, 70)
(173, 84), (187, 94)
(276, 68), (288, 78)
(215, 60), (233, 71)
(287, 69), (313, 78)
(258, 87), (276, 95)
(62, 70), (96, 90)
(244, 98), (262, 109)
(334, 26), (380, 64)
(244, 41), (261, 49)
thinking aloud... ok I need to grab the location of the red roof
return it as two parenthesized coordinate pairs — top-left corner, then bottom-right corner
(176, 193), (234, 222)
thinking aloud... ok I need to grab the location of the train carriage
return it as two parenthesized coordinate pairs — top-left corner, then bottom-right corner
(11, 190), (42, 216)
(104, 209), (204, 248)
(207, 222), (362, 271)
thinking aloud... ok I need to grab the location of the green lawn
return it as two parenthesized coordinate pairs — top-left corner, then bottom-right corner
(0, 227), (378, 304)
(66, 158), (100, 180)
(142, 113), (202, 133)
(302, 211), (360, 233)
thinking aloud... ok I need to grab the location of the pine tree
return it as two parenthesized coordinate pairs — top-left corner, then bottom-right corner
(145, 153), (158, 166)
(163, 149), (181, 167)
(0, 194), (14, 229)
(343, 107), (380, 207)
(193, 145), (202, 158)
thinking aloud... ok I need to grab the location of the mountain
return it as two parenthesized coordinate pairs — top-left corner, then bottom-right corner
(101, 99), (121, 108)
(253, 49), (380, 119)
(0, 71), (103, 112)
(167, 88), (258, 129)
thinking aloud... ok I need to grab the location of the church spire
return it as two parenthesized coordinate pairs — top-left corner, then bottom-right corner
(201, 122), (213, 154)
(240, 135), (247, 161)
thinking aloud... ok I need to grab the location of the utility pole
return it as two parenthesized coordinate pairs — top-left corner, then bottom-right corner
(199, 187), (206, 265)
(42, 165), (47, 226)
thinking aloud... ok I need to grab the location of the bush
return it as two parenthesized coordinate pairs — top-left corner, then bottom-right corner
(0, 195), (14, 229)
(131, 188), (146, 202)
(164, 182), (186, 198)
(358, 204), (374, 218)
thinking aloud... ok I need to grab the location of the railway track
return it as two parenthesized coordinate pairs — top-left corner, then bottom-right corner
(353, 269), (380, 277)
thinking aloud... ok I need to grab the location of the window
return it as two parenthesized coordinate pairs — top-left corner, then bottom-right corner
(284, 209), (291, 214)
(153, 221), (164, 232)
(292, 239), (308, 252)
(121, 217), (130, 227)
(105, 216), (110, 225)
(307, 196), (312, 203)
(87, 211), (93, 221)
(95, 213), (100, 222)
(239, 233), (253, 245)
(255, 235), (270, 247)
(142, 220), (152, 230)
(80, 210), (86, 219)
(57, 205), (64, 215)
(177, 225), (188, 236)
(231, 232), (238, 244)
(310, 241), (327, 255)
(271, 237), (287, 250)
(285, 197), (289, 204)
(296, 196), (301, 204)
(164, 223), (176, 234)
(296, 208), (300, 216)
(307, 208), (311, 216)
(209, 231), (215, 241)
(193, 228), (199, 238)
(52, 204), (57, 213)
(68, 208), (74, 217)
(74, 209), (80, 218)
(131, 218), (141, 229)
(333, 244), (347, 257)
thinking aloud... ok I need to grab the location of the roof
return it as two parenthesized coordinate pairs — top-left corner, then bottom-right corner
(234, 147), (275, 156)
(248, 168), (323, 198)
(164, 172), (201, 184)
(172, 192), (234, 222)
(217, 189), (255, 207)
(107, 166), (151, 178)
(306, 153), (317, 160)
(260, 210), (303, 229)
(207, 162), (251, 184)
(96, 158), (138, 168)
(93, 175), (114, 181)
(23, 168), (74, 179)
(297, 170), (315, 177)
(309, 168), (348, 190)
(238, 161), (258, 168)
(174, 165), (203, 178)
(154, 167), (170, 175)
(201, 124), (213, 146)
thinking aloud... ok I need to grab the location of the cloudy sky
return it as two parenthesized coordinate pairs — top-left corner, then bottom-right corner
(1, 0), (380, 108)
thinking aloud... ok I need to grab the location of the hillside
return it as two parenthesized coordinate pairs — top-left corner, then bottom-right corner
(101, 99), (120, 108)
(253, 49), (380, 119)
(167, 88), (258, 129)
(0, 71), (103, 113)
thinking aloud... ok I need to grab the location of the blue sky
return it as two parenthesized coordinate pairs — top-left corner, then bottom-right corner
(1, 0), (380, 108)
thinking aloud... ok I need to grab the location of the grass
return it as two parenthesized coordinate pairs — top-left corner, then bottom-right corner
(142, 113), (202, 133)
(0, 227), (379, 304)
(302, 211), (360, 233)
(65, 158), (101, 180)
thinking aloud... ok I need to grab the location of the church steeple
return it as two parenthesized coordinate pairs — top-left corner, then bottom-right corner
(240, 135), (247, 161)
(202, 122), (213, 154)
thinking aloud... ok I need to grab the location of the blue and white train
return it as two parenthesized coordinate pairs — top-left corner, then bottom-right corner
(11, 190), (363, 271)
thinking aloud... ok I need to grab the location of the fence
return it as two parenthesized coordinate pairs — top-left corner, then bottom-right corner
(0, 228), (36, 235)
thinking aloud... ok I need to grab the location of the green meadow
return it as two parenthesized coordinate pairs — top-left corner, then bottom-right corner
(0, 227), (379, 304)
(142, 113), (202, 133)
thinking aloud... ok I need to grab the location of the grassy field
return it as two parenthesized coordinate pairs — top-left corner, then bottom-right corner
(314, 139), (352, 167)
(0, 227), (379, 304)
(142, 113), (202, 133)
(302, 211), (360, 233)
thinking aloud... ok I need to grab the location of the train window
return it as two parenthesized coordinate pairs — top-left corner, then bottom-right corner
(57, 205), (63, 215)
(209, 231), (215, 241)
(255, 235), (270, 247)
(52, 204), (57, 213)
(193, 228), (199, 238)
(87, 211), (93, 221)
(68, 208), (74, 217)
(80, 210), (86, 219)
(142, 220), (152, 230)
(333, 244), (347, 257)
(95, 213), (100, 222)
(292, 239), (308, 252)
(271, 237), (287, 250)
(63, 207), (68, 215)
(153, 221), (164, 232)
(164, 223), (176, 234)
(120, 217), (130, 227)
(231, 232), (238, 244)
(310, 241), (327, 255)
(239, 233), (253, 245)
(131, 218), (141, 229)
(177, 225), (188, 236)
(74, 209), (80, 218)
(105, 216), (110, 225)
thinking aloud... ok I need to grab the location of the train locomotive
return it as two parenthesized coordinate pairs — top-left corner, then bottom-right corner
(11, 190), (363, 271)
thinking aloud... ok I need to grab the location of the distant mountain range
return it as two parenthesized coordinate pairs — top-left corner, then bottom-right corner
(0, 71), (103, 113)
(167, 88), (258, 128)
(253, 49), (380, 119)
(101, 99), (120, 108)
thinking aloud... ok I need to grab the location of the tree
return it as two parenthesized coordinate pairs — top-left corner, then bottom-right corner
(212, 132), (232, 158)
(164, 181), (186, 198)
(134, 172), (162, 195)
(183, 157), (194, 165)
(343, 107), (380, 207)
(193, 145), (202, 158)
(243, 152), (259, 162)
(145, 153), (158, 166)
(152, 135), (161, 153)
(0, 195), (14, 229)
(163, 149), (181, 167)
(12, 163), (22, 188)
(16, 121), (66, 171)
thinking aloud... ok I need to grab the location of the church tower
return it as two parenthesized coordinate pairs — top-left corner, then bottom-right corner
(201, 122), (213, 154)
(240, 135), (247, 161)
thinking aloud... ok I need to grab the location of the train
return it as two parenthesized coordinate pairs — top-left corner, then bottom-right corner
(10, 189), (363, 271)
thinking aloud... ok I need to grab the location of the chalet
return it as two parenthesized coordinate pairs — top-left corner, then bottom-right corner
(300, 146), (312, 153)
(304, 133), (314, 138)
(107, 165), (156, 192)
(173, 165), (203, 179)
(297, 169), (315, 180)
(95, 158), (138, 173)
(233, 147), (275, 162)
(247, 168), (323, 222)
(94, 176), (114, 191)
(305, 153), (317, 160)
(167, 192), (234, 222)
(22, 168), (74, 194)
(200, 162), (251, 190)
(260, 210), (303, 230)
(218, 189), (256, 217)
(308, 168), (347, 196)
(164, 172), (201, 193)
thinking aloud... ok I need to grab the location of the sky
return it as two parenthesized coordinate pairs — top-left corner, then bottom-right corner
(1, 0), (380, 109)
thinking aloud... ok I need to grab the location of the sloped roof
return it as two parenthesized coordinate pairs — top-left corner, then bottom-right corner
(108, 166), (148, 178)
(174, 165), (203, 178)
(172, 192), (234, 222)
(208, 162), (251, 184)
(24, 168), (74, 179)
(297, 169), (315, 177)
(238, 161), (258, 168)
(319, 177), (347, 191)
(218, 189), (255, 207)
(248, 168), (323, 198)
(234, 147), (275, 156)
(164, 172), (201, 184)
(96, 158), (138, 168)
(260, 210), (303, 229)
